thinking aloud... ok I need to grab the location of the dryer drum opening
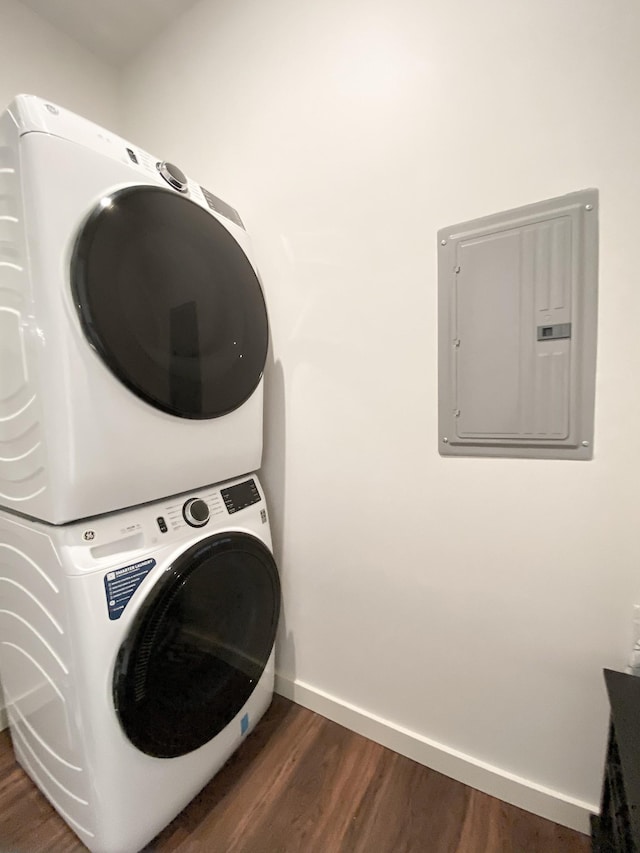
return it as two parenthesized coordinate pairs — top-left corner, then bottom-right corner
(71, 186), (269, 419)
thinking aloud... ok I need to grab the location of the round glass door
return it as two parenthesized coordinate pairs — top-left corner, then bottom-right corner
(113, 532), (280, 758)
(71, 186), (269, 419)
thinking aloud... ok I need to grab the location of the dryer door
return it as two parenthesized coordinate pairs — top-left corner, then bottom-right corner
(71, 186), (269, 419)
(113, 532), (280, 758)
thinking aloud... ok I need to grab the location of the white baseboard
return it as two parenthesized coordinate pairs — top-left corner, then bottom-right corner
(275, 674), (595, 835)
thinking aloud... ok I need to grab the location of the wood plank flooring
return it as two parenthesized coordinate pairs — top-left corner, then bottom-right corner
(0, 695), (591, 852)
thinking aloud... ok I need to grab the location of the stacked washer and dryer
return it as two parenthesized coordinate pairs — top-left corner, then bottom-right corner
(0, 95), (280, 852)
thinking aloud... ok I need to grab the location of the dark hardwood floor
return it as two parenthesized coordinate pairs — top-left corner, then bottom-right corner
(0, 695), (590, 852)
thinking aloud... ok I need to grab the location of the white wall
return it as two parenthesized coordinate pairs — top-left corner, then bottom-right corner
(121, 0), (640, 831)
(0, 0), (120, 128)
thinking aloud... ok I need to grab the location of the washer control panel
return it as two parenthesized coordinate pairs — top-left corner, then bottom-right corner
(221, 478), (261, 514)
(66, 475), (266, 571)
(182, 497), (210, 528)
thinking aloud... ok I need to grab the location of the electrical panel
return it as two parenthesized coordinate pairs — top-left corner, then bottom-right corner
(438, 189), (598, 459)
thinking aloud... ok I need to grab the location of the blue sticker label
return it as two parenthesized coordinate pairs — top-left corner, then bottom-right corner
(241, 713), (249, 735)
(104, 558), (156, 620)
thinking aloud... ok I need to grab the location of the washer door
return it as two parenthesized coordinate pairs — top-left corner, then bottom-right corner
(113, 532), (280, 758)
(71, 186), (269, 419)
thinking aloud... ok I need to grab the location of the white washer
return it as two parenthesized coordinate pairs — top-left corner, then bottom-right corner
(0, 473), (280, 853)
(0, 95), (270, 523)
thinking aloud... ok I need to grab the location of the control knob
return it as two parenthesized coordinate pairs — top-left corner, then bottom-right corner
(157, 160), (188, 193)
(182, 497), (210, 528)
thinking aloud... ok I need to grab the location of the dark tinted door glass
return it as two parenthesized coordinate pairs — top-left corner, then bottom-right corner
(71, 187), (269, 419)
(113, 532), (280, 758)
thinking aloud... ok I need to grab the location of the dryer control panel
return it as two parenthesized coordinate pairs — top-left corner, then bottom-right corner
(10, 95), (246, 230)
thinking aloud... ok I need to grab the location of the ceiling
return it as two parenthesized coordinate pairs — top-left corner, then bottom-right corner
(20, 0), (200, 66)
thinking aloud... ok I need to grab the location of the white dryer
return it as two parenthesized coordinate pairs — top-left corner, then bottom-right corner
(0, 95), (270, 523)
(0, 473), (280, 853)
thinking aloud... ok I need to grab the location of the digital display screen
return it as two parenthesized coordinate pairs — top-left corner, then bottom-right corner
(221, 479), (260, 514)
(200, 185), (245, 229)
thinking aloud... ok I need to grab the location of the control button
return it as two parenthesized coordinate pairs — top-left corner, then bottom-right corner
(182, 498), (210, 528)
(126, 147), (138, 164)
(157, 516), (168, 533)
(157, 161), (188, 193)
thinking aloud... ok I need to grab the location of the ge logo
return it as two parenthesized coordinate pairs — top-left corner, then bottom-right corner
(45, 103), (59, 115)
(83, 530), (95, 541)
